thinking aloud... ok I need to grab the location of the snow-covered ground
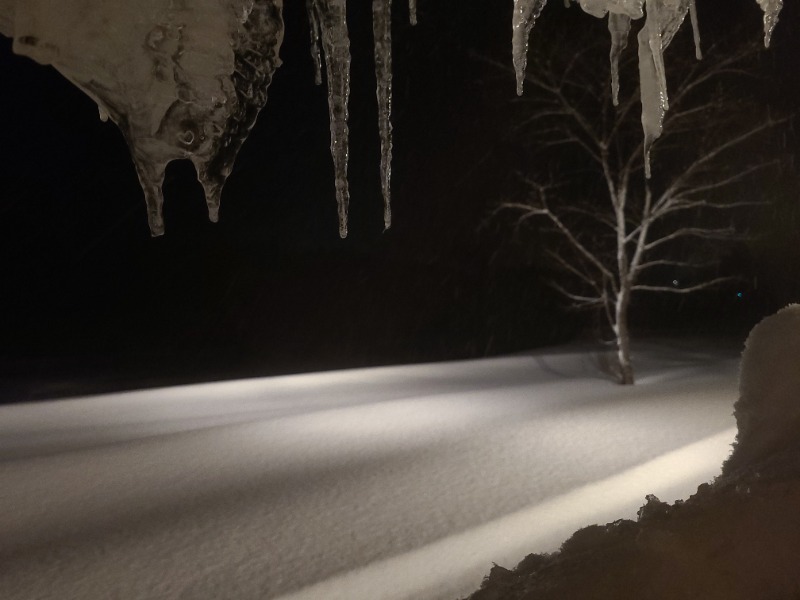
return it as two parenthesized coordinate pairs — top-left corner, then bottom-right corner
(0, 341), (741, 600)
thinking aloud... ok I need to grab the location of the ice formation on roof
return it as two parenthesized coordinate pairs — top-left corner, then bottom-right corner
(512, 0), (549, 97)
(308, 0), (352, 238)
(5, 0), (285, 236)
(512, 0), (786, 178)
(689, 0), (702, 59)
(757, 0), (784, 47)
(306, 0), (324, 86)
(608, 13), (633, 106)
(638, 0), (691, 177)
(0, 0), (787, 236)
(373, 0), (394, 230)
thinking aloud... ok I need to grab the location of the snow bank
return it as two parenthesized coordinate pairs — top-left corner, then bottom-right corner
(467, 306), (800, 600)
(724, 303), (800, 474)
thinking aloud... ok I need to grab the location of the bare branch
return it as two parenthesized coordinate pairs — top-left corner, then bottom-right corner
(632, 276), (737, 293)
(658, 117), (785, 205)
(545, 249), (603, 290)
(634, 258), (719, 273)
(656, 198), (770, 219)
(549, 280), (606, 307)
(644, 227), (737, 252)
(662, 161), (780, 203)
(539, 209), (617, 284)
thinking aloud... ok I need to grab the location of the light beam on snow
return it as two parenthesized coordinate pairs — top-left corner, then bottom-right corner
(512, 0), (548, 96)
(373, 0), (393, 230)
(273, 429), (736, 600)
(311, 0), (352, 238)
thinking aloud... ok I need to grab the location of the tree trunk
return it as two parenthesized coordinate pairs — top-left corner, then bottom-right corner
(614, 288), (635, 385)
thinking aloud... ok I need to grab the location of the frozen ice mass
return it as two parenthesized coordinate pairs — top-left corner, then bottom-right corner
(0, 0), (787, 233)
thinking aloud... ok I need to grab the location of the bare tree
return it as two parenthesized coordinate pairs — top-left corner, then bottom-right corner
(491, 29), (786, 384)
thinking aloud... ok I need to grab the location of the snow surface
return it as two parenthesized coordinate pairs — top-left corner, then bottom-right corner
(466, 307), (800, 600)
(0, 341), (739, 600)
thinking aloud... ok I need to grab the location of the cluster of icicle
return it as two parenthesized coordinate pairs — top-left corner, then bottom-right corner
(306, 0), (410, 237)
(319, 0), (782, 237)
(512, 0), (784, 178)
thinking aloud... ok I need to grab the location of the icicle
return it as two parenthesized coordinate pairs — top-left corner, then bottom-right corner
(579, 0), (644, 19)
(579, 0), (609, 18)
(645, 0), (668, 112)
(608, 13), (631, 106)
(314, 0), (352, 238)
(638, 19), (666, 179)
(512, 0), (548, 96)
(643, 0), (690, 113)
(409, 0), (417, 25)
(373, 0), (393, 230)
(688, 0), (702, 59)
(637, 0), (689, 178)
(578, 3), (643, 109)
(756, 0), (783, 48)
(98, 105), (110, 122)
(615, 0), (645, 19)
(306, 0), (323, 85)
(637, 19), (662, 179)
(658, 0), (690, 48)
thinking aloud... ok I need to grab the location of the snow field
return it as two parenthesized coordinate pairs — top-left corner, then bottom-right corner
(0, 342), (739, 599)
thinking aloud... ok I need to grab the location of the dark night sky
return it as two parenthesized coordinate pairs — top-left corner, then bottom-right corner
(1, 1), (799, 401)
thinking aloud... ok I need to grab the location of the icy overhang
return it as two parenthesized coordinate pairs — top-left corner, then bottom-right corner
(0, 0), (786, 236)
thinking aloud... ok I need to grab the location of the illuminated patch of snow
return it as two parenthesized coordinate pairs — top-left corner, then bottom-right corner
(0, 342), (738, 599)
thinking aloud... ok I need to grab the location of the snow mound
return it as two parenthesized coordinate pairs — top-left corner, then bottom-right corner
(467, 307), (800, 600)
(725, 303), (800, 474)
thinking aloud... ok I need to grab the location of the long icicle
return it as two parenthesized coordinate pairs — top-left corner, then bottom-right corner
(608, 13), (632, 106)
(314, 0), (352, 238)
(637, 0), (689, 178)
(637, 18), (662, 179)
(306, 0), (323, 85)
(512, 0), (548, 96)
(409, 0), (417, 25)
(756, 0), (783, 48)
(645, 0), (669, 112)
(688, 0), (702, 59)
(373, 0), (393, 230)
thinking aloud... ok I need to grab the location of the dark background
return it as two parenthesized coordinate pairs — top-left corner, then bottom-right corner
(1, 0), (798, 402)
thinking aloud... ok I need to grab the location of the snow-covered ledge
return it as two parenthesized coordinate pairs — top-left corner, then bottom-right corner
(468, 304), (800, 600)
